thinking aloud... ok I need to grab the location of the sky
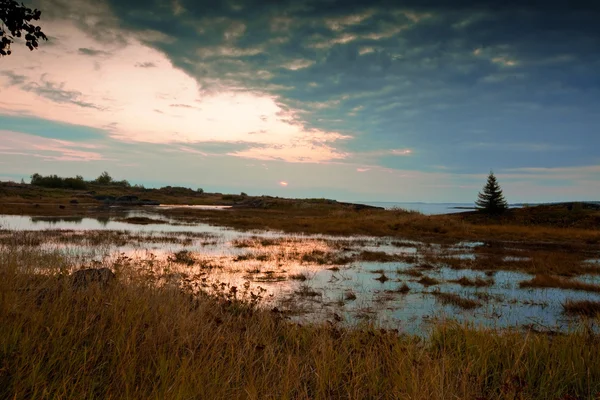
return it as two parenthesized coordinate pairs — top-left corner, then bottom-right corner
(1, 0), (599, 203)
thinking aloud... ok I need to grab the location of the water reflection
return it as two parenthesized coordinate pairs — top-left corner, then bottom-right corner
(31, 216), (84, 224)
(1, 212), (600, 335)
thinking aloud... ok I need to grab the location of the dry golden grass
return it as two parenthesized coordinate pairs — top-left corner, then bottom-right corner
(422, 245), (600, 277)
(519, 274), (600, 293)
(418, 276), (440, 286)
(563, 300), (600, 318)
(1, 247), (600, 399)
(449, 276), (495, 287)
(432, 292), (481, 310)
(156, 206), (600, 246)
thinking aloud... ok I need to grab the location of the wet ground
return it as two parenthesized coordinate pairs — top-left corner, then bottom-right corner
(1, 209), (599, 335)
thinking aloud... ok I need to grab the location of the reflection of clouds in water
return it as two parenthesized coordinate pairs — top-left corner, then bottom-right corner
(2, 212), (600, 336)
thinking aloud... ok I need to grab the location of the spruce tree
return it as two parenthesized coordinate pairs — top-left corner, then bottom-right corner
(475, 171), (508, 214)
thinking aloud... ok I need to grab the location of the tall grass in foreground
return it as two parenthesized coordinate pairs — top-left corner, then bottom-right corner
(1, 249), (600, 399)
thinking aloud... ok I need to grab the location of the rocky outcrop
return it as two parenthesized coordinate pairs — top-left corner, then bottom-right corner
(337, 202), (385, 211)
(116, 195), (138, 202)
(93, 195), (159, 206)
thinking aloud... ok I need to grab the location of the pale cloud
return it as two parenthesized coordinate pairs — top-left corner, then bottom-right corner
(391, 149), (412, 155)
(0, 130), (105, 161)
(492, 57), (518, 67)
(465, 142), (576, 152)
(229, 128), (350, 163)
(352, 148), (413, 160)
(175, 146), (209, 156)
(359, 46), (375, 55)
(324, 10), (375, 31)
(401, 10), (433, 23)
(0, 21), (349, 164)
(308, 33), (357, 49)
(502, 165), (600, 180)
(282, 59), (315, 70)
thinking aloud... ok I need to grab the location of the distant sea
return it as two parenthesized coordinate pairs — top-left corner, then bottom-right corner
(353, 202), (523, 215)
(354, 201), (596, 215)
(352, 202), (476, 215)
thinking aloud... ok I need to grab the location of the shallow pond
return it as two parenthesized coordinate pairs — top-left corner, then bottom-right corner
(1, 211), (599, 335)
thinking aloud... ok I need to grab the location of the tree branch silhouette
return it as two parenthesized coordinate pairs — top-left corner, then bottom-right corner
(1, 0), (47, 56)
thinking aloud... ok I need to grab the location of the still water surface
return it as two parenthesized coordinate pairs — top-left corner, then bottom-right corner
(1, 210), (597, 335)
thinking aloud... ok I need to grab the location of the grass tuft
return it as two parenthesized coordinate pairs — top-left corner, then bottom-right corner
(433, 292), (481, 310)
(418, 276), (440, 287)
(450, 276), (494, 287)
(519, 274), (600, 293)
(563, 300), (600, 317)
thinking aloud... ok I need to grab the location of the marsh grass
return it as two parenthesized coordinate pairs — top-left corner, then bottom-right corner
(519, 274), (600, 293)
(433, 292), (481, 310)
(168, 250), (196, 266)
(418, 276), (440, 286)
(0, 229), (216, 247)
(115, 216), (165, 225)
(289, 272), (309, 281)
(450, 276), (495, 287)
(422, 245), (600, 277)
(563, 300), (600, 318)
(344, 290), (357, 300)
(356, 250), (408, 262)
(2, 248), (600, 399)
(400, 267), (424, 277)
(300, 249), (353, 265)
(389, 283), (411, 294)
(374, 272), (389, 283)
(155, 205), (600, 246)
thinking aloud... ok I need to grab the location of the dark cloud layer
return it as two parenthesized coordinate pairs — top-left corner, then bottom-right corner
(34, 0), (600, 171)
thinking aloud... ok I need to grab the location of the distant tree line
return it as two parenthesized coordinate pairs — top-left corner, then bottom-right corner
(30, 173), (87, 190)
(30, 171), (131, 189)
(27, 172), (210, 194)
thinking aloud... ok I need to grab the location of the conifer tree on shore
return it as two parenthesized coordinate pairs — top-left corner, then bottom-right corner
(476, 171), (508, 214)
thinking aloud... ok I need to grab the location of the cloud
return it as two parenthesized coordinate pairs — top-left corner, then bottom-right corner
(21, 78), (103, 109)
(78, 47), (111, 56)
(465, 142), (578, 152)
(0, 130), (105, 161)
(0, 21), (350, 163)
(135, 61), (157, 68)
(503, 165), (600, 180)
(2, 0), (600, 191)
(0, 71), (27, 86)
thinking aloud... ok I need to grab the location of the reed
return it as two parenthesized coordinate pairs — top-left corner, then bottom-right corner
(1, 248), (600, 399)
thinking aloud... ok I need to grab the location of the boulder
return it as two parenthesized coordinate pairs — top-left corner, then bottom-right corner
(94, 195), (116, 201)
(116, 195), (139, 202)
